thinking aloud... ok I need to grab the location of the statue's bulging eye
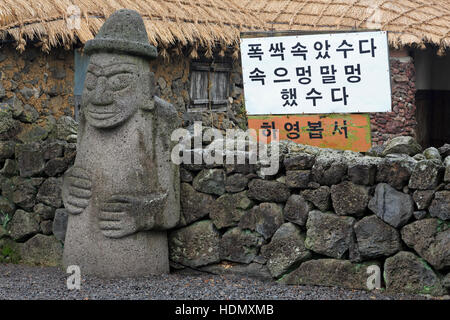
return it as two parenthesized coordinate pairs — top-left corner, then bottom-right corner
(108, 73), (133, 91)
(85, 73), (97, 91)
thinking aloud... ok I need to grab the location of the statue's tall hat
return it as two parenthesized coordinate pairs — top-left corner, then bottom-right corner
(84, 9), (157, 59)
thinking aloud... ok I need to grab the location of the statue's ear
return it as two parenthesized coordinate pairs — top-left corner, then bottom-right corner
(139, 71), (155, 112)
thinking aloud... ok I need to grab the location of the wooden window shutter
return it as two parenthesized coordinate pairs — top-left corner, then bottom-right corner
(189, 61), (231, 111)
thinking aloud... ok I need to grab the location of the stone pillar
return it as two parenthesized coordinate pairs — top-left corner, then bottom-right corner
(61, 9), (180, 277)
(370, 48), (417, 146)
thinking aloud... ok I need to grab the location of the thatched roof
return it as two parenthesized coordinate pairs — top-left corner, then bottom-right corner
(241, 0), (450, 54)
(0, 0), (449, 55)
(0, 0), (263, 57)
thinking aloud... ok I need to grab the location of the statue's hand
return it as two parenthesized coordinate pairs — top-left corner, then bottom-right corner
(62, 167), (92, 215)
(98, 193), (167, 238)
(98, 195), (141, 238)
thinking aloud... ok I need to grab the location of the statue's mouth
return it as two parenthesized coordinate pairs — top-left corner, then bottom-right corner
(87, 105), (117, 120)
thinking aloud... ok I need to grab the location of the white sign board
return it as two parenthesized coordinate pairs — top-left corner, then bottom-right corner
(240, 31), (391, 115)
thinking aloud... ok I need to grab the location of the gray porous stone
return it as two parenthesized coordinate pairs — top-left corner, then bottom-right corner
(247, 179), (290, 203)
(37, 177), (62, 208)
(0, 141), (15, 160)
(281, 259), (378, 290)
(348, 162), (377, 186)
(62, 9), (180, 277)
(311, 154), (347, 186)
(18, 104), (39, 123)
(366, 144), (385, 157)
(17, 124), (50, 144)
(219, 227), (264, 264)
(0, 105), (18, 138)
(285, 170), (311, 188)
(33, 203), (55, 220)
(413, 211), (428, 220)
(49, 116), (78, 142)
(211, 191), (253, 229)
(224, 162), (257, 175)
(44, 158), (68, 177)
(304, 210), (355, 259)
(8, 209), (40, 242)
(354, 215), (402, 259)
(19, 87), (36, 101)
(376, 157), (415, 190)
(283, 194), (312, 226)
(179, 183), (215, 226)
(0, 196), (15, 216)
(423, 147), (442, 161)
(42, 140), (66, 160)
(429, 191), (450, 220)
(444, 156), (450, 182)
(401, 218), (450, 270)
(408, 160), (444, 190)
(283, 153), (315, 170)
(412, 190), (435, 210)
(239, 202), (284, 239)
(368, 183), (414, 228)
(384, 251), (446, 296)
(6, 94), (24, 118)
(19, 234), (63, 267)
(439, 144), (450, 158)
(0, 225), (8, 239)
(53, 209), (69, 242)
(301, 186), (331, 212)
(192, 169), (226, 196)
(179, 167), (193, 183)
(225, 173), (249, 193)
(11, 179), (37, 210)
(200, 262), (272, 280)
(0, 159), (18, 177)
(0, 83), (5, 99)
(382, 136), (422, 156)
(444, 273), (450, 290)
(261, 222), (311, 278)
(40, 220), (53, 235)
(15, 142), (45, 177)
(169, 220), (220, 268)
(330, 181), (369, 216)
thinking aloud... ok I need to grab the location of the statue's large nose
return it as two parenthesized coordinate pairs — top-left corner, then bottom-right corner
(91, 77), (113, 106)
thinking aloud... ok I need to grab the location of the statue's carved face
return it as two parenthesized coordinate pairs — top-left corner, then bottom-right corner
(82, 53), (148, 129)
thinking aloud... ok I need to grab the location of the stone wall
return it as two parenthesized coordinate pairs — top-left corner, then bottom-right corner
(0, 45), (77, 265)
(370, 54), (417, 145)
(1, 117), (449, 295)
(169, 137), (450, 296)
(0, 44), (418, 146)
(0, 44), (246, 131)
(150, 54), (247, 131)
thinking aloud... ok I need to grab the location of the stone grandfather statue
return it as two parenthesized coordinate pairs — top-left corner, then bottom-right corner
(62, 9), (180, 277)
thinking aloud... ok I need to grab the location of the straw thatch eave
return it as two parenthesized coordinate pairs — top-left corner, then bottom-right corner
(240, 0), (450, 54)
(0, 0), (263, 56)
(0, 0), (449, 55)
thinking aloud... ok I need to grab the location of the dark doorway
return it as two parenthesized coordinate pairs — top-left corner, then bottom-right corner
(414, 47), (450, 149)
(416, 90), (450, 148)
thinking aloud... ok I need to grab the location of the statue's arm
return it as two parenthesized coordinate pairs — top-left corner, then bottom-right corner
(98, 192), (168, 238)
(62, 115), (92, 215)
(62, 166), (92, 215)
